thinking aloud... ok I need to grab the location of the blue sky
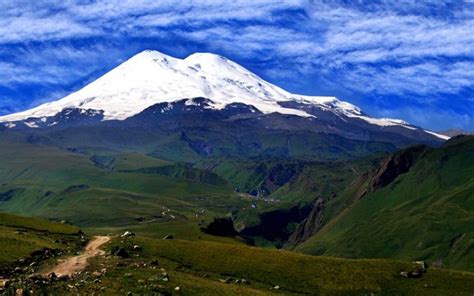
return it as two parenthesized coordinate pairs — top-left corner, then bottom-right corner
(0, 0), (473, 131)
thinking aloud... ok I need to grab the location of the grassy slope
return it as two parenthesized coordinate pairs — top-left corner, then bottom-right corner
(296, 136), (474, 271)
(0, 137), (239, 228)
(40, 235), (474, 295)
(0, 212), (81, 266)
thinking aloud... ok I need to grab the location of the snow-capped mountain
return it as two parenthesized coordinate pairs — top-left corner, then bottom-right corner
(0, 50), (448, 140)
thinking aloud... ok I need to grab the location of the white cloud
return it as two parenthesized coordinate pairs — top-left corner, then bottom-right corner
(0, 0), (473, 119)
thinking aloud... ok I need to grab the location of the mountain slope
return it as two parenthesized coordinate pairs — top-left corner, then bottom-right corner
(294, 135), (474, 271)
(0, 50), (447, 144)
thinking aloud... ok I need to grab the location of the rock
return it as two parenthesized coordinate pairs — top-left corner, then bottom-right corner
(163, 234), (174, 240)
(121, 231), (135, 238)
(400, 271), (422, 278)
(160, 273), (169, 282)
(414, 261), (427, 272)
(125, 273), (133, 278)
(150, 259), (159, 266)
(219, 277), (232, 284)
(57, 274), (69, 281)
(114, 248), (130, 258)
(92, 271), (102, 277)
(274, 285), (280, 290)
(127, 292), (132, 296)
(138, 279), (145, 284)
(15, 288), (24, 296)
(47, 272), (57, 281)
(133, 245), (142, 251)
(174, 286), (180, 291)
(0, 279), (10, 289)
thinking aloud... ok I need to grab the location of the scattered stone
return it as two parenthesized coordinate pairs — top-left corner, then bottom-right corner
(150, 259), (159, 266)
(121, 231), (135, 238)
(219, 277), (232, 284)
(163, 234), (174, 240)
(274, 285), (280, 290)
(133, 245), (142, 251)
(174, 286), (180, 291)
(400, 271), (422, 278)
(125, 273), (133, 278)
(127, 292), (132, 296)
(401, 261), (428, 278)
(160, 273), (169, 282)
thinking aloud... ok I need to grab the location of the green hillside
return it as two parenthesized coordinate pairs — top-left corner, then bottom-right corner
(296, 136), (474, 271)
(0, 212), (82, 269)
(26, 234), (474, 295)
(0, 135), (238, 228)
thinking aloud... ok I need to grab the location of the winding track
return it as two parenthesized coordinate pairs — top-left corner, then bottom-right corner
(44, 236), (110, 277)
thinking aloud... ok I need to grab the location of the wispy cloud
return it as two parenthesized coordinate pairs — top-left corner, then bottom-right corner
(0, 0), (473, 129)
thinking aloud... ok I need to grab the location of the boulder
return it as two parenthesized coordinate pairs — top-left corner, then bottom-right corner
(114, 248), (130, 258)
(163, 234), (174, 240)
(47, 272), (57, 281)
(160, 272), (169, 282)
(121, 231), (135, 238)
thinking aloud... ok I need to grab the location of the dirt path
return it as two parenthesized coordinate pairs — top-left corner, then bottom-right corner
(44, 236), (110, 277)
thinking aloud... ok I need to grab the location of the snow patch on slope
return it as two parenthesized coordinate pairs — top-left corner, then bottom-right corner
(424, 130), (451, 140)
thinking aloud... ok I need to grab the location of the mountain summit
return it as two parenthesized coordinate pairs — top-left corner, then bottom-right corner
(0, 50), (447, 140)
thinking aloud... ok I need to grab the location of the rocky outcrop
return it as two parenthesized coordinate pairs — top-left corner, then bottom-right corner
(287, 198), (325, 245)
(368, 145), (426, 191)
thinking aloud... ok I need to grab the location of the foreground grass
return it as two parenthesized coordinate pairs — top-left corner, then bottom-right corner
(0, 212), (82, 267)
(37, 235), (474, 295)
